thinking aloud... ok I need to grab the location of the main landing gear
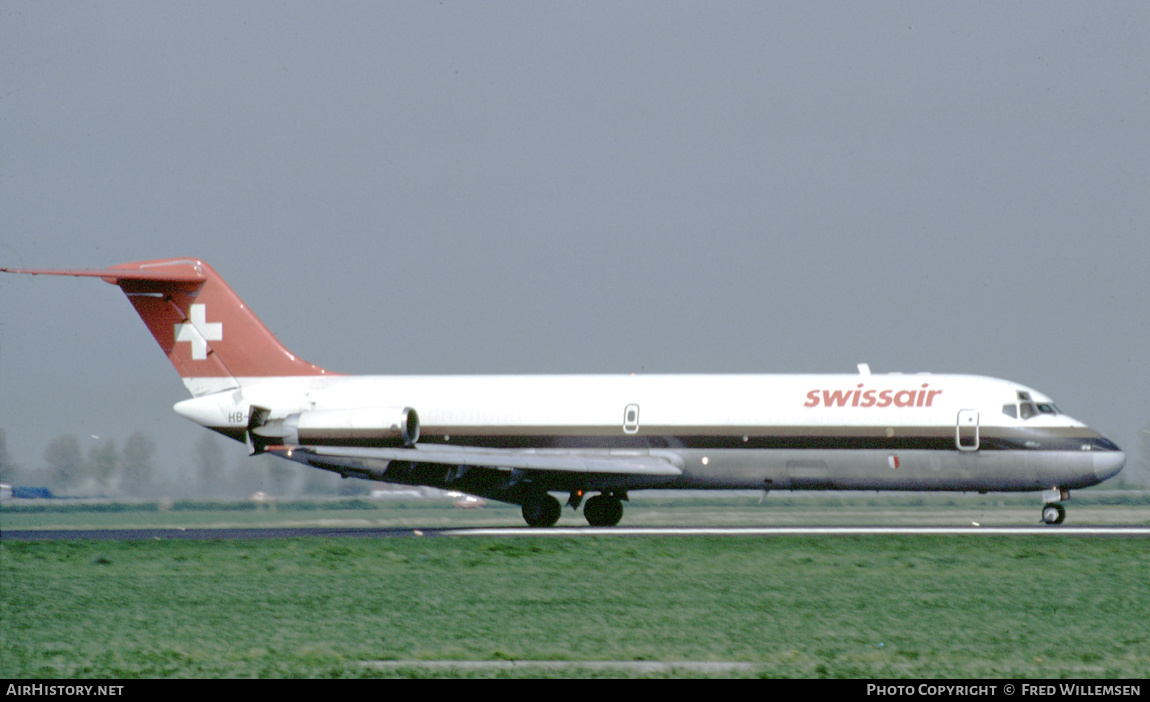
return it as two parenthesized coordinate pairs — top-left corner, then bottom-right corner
(521, 493), (562, 528)
(519, 491), (627, 527)
(583, 493), (625, 527)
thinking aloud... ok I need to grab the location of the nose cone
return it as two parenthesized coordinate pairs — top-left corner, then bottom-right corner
(1093, 449), (1125, 483)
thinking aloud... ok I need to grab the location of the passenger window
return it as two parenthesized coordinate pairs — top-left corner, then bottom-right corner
(1002, 404), (1017, 419)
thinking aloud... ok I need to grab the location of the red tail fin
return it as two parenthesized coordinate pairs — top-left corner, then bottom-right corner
(4, 258), (333, 391)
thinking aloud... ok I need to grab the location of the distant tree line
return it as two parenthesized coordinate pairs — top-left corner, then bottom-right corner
(0, 427), (372, 499)
(1138, 420), (1150, 486)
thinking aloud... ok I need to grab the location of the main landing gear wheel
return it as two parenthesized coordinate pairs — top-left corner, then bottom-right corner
(583, 494), (624, 527)
(522, 494), (562, 528)
(1041, 503), (1066, 525)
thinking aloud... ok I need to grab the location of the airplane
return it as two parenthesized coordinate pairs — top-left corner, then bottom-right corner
(3, 258), (1125, 527)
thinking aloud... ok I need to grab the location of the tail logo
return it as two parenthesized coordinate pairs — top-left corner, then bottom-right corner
(175, 304), (223, 360)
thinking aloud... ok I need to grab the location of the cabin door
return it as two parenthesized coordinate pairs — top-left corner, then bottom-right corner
(956, 410), (980, 451)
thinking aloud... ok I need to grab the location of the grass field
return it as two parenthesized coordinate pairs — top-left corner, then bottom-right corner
(2, 527), (1148, 677)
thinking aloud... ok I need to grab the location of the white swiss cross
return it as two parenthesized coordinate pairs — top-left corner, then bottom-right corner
(174, 304), (223, 360)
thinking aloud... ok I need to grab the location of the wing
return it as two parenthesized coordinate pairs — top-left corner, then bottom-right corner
(266, 444), (684, 482)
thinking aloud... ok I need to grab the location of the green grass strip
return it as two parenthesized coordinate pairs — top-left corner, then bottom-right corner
(2, 535), (1147, 678)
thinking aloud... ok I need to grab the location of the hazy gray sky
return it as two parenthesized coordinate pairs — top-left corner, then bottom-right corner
(3, 2), (1148, 480)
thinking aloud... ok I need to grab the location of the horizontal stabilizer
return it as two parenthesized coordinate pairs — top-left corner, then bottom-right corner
(0, 264), (206, 286)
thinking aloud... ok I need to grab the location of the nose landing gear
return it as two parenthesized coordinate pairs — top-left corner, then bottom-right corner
(1041, 502), (1066, 525)
(1040, 487), (1069, 525)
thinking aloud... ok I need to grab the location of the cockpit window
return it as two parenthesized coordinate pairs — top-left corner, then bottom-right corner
(1008, 401), (1060, 420)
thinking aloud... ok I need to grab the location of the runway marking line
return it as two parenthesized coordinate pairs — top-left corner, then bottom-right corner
(446, 526), (1150, 537)
(4, 525), (1148, 541)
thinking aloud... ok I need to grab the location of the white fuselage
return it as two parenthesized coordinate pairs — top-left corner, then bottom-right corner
(176, 371), (1124, 495)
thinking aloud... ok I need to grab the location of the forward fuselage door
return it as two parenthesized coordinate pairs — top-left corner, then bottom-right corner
(956, 409), (980, 451)
(623, 404), (640, 434)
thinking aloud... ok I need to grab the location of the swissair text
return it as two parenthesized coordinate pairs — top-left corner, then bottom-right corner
(805, 384), (943, 409)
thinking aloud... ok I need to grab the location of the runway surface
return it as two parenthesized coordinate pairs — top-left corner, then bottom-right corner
(357, 659), (760, 674)
(3, 525), (1149, 541)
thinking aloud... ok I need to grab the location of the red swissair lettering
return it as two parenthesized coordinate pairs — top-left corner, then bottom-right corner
(804, 384), (943, 408)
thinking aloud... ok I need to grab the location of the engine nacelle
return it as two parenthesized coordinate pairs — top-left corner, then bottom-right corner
(251, 406), (420, 448)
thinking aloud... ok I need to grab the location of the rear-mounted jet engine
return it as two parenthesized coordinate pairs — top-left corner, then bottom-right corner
(248, 406), (420, 452)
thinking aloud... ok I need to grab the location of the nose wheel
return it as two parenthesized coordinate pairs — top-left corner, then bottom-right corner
(1041, 503), (1066, 525)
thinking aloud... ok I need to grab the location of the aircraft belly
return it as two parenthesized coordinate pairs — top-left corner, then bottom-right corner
(673, 448), (1073, 492)
(1030, 451), (1099, 490)
(913, 451), (1091, 491)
